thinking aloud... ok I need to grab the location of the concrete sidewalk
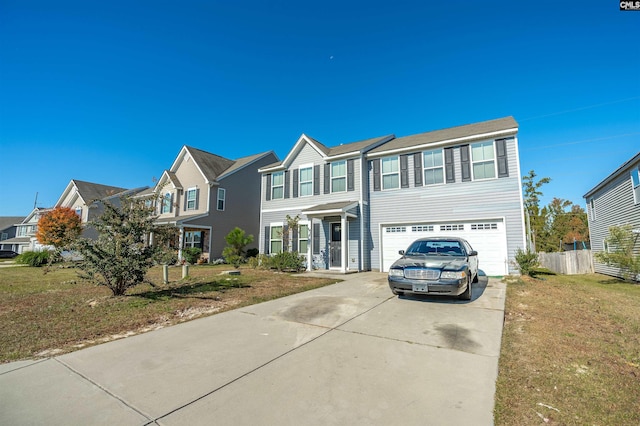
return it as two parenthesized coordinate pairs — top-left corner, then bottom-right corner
(0, 272), (506, 425)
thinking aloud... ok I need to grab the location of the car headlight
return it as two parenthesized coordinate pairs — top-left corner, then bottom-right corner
(440, 271), (466, 279)
(388, 268), (404, 277)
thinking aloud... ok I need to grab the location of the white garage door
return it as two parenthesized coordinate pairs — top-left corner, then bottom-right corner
(381, 220), (508, 276)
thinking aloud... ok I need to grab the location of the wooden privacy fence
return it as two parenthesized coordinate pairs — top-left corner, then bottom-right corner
(538, 250), (594, 275)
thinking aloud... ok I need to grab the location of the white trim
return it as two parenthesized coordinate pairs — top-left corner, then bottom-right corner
(185, 187), (198, 211)
(330, 160), (347, 193)
(470, 140), (498, 181)
(366, 128), (518, 159)
(216, 187), (226, 211)
(422, 148), (445, 186)
(298, 163), (314, 197)
(271, 171), (285, 199)
(381, 155), (400, 191)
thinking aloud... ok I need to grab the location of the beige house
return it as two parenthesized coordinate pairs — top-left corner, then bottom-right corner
(151, 146), (278, 262)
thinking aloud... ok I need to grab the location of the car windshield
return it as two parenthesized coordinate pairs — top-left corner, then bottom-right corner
(405, 240), (465, 256)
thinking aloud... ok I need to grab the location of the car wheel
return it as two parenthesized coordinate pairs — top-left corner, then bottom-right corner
(459, 276), (472, 301)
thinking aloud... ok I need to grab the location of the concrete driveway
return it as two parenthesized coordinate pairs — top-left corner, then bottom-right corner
(0, 272), (506, 425)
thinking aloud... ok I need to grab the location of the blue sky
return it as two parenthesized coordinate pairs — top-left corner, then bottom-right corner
(1, 0), (638, 217)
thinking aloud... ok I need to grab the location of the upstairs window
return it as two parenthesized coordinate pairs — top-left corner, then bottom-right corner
(300, 166), (313, 197)
(471, 141), (496, 180)
(382, 156), (400, 190)
(632, 166), (640, 205)
(161, 193), (172, 214)
(423, 149), (444, 185)
(186, 188), (197, 211)
(271, 172), (284, 199)
(75, 207), (83, 217)
(217, 188), (226, 211)
(331, 161), (346, 192)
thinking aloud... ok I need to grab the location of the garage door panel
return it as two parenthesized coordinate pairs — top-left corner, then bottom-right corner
(381, 220), (507, 275)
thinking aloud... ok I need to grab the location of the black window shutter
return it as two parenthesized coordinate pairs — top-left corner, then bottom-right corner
(292, 168), (299, 198)
(400, 155), (409, 188)
(414, 153), (422, 187)
(445, 147), (455, 183)
(496, 139), (509, 177)
(313, 222), (320, 255)
(284, 171), (290, 199)
(460, 145), (471, 182)
(292, 226), (299, 252)
(313, 165), (320, 195)
(324, 164), (330, 194)
(264, 226), (270, 254)
(195, 188), (200, 210)
(373, 159), (381, 191)
(265, 174), (271, 201)
(347, 159), (355, 191)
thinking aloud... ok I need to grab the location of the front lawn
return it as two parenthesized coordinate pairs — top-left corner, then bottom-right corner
(0, 264), (339, 363)
(495, 273), (640, 425)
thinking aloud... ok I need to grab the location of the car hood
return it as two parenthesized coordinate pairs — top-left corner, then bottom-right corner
(390, 255), (467, 271)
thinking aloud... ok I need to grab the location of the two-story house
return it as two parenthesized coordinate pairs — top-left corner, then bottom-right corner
(151, 145), (278, 262)
(0, 216), (25, 252)
(2, 208), (49, 254)
(259, 117), (526, 275)
(583, 152), (640, 279)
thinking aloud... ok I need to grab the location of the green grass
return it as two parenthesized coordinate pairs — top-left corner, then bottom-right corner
(0, 264), (339, 362)
(495, 273), (640, 425)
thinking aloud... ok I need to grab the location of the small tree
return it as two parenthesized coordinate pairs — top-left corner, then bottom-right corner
(594, 225), (640, 282)
(223, 227), (254, 268)
(74, 196), (159, 296)
(514, 248), (540, 277)
(36, 207), (82, 249)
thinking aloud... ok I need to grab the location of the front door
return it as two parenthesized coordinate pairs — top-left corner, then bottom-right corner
(330, 222), (341, 268)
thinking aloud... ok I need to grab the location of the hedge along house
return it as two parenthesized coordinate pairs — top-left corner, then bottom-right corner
(259, 117), (527, 275)
(152, 146), (278, 262)
(583, 152), (640, 279)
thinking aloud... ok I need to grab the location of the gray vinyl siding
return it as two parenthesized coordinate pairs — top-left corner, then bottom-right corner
(585, 158), (640, 278)
(368, 137), (525, 273)
(197, 152), (278, 259)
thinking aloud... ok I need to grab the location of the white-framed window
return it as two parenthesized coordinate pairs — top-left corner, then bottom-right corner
(631, 166), (640, 205)
(440, 224), (464, 231)
(331, 161), (347, 192)
(385, 226), (406, 233)
(471, 141), (496, 180)
(161, 193), (172, 213)
(270, 224), (283, 254)
(298, 222), (309, 253)
(589, 198), (596, 221)
(271, 172), (284, 199)
(75, 207), (82, 217)
(186, 187), (197, 211)
(217, 188), (226, 211)
(423, 149), (444, 185)
(412, 225), (434, 232)
(299, 166), (313, 197)
(382, 156), (400, 190)
(184, 231), (202, 248)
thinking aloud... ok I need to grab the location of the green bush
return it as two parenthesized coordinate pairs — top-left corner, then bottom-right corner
(246, 248), (259, 258)
(182, 247), (202, 264)
(514, 248), (539, 276)
(270, 251), (306, 272)
(15, 251), (53, 267)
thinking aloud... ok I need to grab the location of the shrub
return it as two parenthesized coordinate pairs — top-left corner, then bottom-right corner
(270, 251), (306, 272)
(514, 248), (539, 276)
(246, 248), (259, 258)
(15, 251), (53, 267)
(182, 247), (202, 264)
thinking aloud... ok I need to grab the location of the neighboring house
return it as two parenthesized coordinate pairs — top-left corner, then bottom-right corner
(583, 152), (640, 279)
(259, 116), (526, 275)
(151, 145), (278, 262)
(55, 179), (136, 239)
(1, 208), (49, 253)
(0, 216), (26, 252)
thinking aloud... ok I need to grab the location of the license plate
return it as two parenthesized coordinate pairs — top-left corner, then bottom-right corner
(412, 283), (428, 292)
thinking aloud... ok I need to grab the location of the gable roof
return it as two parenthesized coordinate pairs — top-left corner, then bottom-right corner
(583, 151), (640, 198)
(184, 146), (236, 181)
(0, 216), (25, 230)
(260, 134), (394, 172)
(367, 116), (518, 156)
(218, 151), (277, 179)
(56, 179), (129, 207)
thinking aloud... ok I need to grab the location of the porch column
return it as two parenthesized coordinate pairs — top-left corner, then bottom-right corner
(178, 226), (184, 261)
(307, 218), (313, 271)
(341, 214), (347, 273)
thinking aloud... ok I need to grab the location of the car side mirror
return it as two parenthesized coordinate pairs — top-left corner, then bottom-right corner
(398, 250), (405, 255)
(468, 250), (478, 256)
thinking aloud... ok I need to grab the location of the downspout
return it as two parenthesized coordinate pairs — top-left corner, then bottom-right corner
(341, 214), (347, 273)
(359, 153), (365, 272)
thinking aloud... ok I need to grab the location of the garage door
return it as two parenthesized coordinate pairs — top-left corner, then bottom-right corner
(381, 220), (508, 276)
